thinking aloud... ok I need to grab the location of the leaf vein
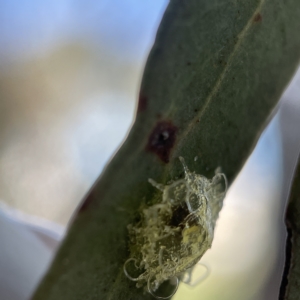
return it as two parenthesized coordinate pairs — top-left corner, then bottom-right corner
(180, 0), (265, 140)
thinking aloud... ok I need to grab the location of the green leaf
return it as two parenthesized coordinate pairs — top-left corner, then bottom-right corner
(32, 0), (300, 299)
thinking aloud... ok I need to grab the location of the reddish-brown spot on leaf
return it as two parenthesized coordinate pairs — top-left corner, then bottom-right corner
(146, 120), (178, 163)
(78, 190), (95, 213)
(253, 13), (262, 23)
(137, 93), (148, 112)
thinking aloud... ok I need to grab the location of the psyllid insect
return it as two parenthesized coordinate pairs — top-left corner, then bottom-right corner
(124, 157), (227, 299)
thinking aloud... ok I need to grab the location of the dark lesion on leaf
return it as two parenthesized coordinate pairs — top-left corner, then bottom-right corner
(253, 12), (262, 23)
(137, 93), (148, 113)
(146, 120), (178, 163)
(78, 190), (95, 213)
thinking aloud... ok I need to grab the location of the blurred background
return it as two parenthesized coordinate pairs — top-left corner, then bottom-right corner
(0, 1), (299, 299)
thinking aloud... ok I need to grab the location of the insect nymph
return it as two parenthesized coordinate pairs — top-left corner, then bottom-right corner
(124, 157), (227, 299)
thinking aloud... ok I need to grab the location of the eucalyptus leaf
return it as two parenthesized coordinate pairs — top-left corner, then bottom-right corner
(32, 0), (300, 299)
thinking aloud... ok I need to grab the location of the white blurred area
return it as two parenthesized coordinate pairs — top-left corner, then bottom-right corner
(0, 0), (169, 224)
(0, 1), (299, 300)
